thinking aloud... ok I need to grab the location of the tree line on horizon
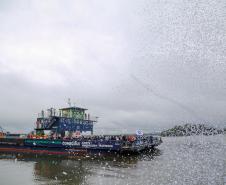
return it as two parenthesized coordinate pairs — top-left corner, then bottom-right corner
(161, 123), (225, 137)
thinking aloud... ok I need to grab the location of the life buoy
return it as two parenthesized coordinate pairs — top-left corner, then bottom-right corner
(128, 135), (136, 142)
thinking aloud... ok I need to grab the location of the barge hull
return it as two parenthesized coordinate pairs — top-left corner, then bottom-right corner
(0, 146), (139, 157)
(0, 146), (77, 156)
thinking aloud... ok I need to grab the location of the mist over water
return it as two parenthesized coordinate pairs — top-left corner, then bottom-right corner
(0, 135), (225, 185)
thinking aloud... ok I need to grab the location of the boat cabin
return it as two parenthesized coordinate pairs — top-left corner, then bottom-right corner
(35, 106), (97, 138)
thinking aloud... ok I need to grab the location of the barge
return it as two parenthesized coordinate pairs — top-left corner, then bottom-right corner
(0, 104), (162, 156)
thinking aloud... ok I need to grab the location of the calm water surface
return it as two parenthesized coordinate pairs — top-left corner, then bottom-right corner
(0, 135), (225, 185)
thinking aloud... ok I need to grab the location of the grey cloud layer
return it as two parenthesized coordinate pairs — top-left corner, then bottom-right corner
(0, 0), (225, 133)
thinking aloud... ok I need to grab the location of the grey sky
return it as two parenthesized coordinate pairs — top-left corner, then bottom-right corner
(0, 0), (225, 134)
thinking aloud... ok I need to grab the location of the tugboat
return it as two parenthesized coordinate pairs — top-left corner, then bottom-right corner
(0, 103), (162, 157)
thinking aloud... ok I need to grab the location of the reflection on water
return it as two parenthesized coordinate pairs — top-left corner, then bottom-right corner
(33, 149), (161, 185)
(0, 149), (161, 185)
(34, 159), (88, 185)
(0, 135), (225, 185)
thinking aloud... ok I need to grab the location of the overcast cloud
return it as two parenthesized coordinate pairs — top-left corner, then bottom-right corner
(0, 0), (225, 134)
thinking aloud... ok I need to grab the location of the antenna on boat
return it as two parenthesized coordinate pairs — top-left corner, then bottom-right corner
(68, 98), (71, 107)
